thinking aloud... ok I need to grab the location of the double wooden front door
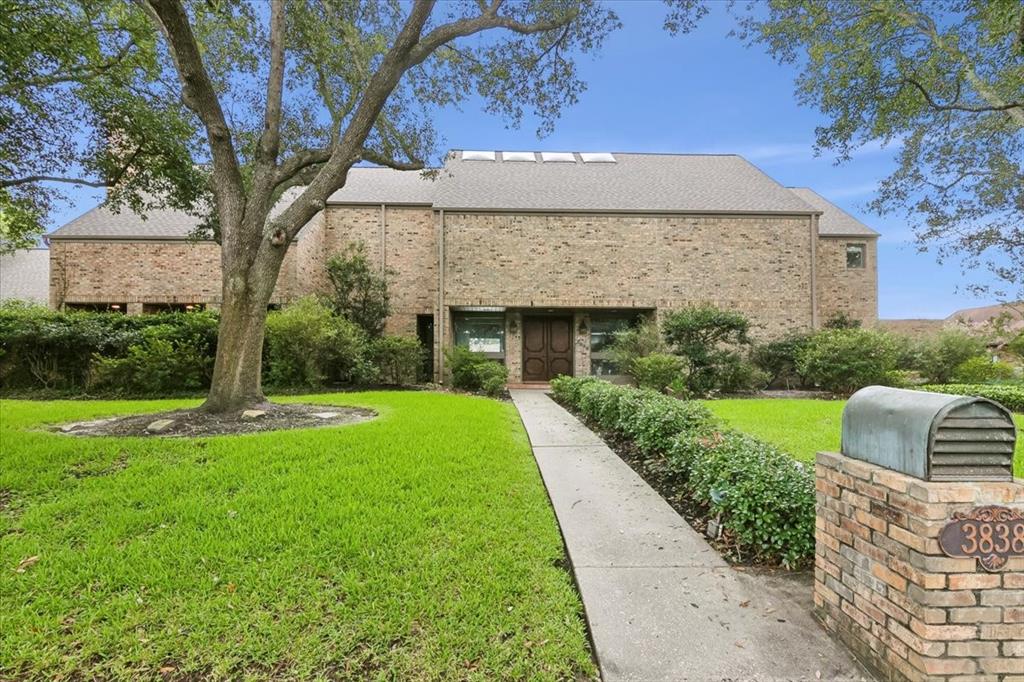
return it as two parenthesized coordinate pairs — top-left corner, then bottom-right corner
(522, 316), (573, 382)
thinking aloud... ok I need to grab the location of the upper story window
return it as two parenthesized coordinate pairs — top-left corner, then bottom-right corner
(453, 312), (505, 360)
(846, 243), (866, 269)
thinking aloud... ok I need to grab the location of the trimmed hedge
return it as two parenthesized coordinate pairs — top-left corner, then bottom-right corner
(551, 375), (815, 567)
(919, 383), (1024, 412)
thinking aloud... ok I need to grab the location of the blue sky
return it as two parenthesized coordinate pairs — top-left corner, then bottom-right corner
(50, 1), (1000, 320)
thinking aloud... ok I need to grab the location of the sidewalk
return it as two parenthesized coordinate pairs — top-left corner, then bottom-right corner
(511, 389), (872, 682)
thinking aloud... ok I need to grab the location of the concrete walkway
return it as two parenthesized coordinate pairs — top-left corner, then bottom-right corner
(512, 389), (872, 682)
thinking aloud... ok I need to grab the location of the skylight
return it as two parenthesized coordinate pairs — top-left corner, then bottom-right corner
(502, 151), (537, 162)
(462, 150), (495, 161)
(540, 152), (576, 163)
(580, 152), (616, 163)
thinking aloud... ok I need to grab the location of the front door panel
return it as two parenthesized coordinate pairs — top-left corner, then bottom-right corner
(522, 316), (573, 382)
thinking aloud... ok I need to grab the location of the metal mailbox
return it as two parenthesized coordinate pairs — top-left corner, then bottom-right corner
(841, 386), (1017, 482)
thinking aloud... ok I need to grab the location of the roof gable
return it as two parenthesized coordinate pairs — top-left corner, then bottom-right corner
(788, 187), (878, 237)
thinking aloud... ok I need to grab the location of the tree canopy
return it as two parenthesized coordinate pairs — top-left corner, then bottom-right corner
(740, 0), (1024, 299)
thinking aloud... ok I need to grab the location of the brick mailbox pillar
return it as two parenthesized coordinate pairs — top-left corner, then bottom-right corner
(814, 387), (1023, 682)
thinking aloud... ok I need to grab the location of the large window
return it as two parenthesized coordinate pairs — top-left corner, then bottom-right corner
(453, 313), (505, 360)
(846, 243), (866, 269)
(590, 314), (641, 378)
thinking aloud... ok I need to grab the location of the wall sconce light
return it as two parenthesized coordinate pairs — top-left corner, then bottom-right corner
(509, 318), (519, 335)
(578, 318), (588, 335)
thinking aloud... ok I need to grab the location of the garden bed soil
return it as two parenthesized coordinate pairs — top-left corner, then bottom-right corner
(53, 402), (377, 438)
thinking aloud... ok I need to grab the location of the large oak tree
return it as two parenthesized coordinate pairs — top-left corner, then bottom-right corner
(1, 0), (619, 411)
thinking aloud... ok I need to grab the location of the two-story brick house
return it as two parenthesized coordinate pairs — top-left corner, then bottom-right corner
(47, 150), (878, 383)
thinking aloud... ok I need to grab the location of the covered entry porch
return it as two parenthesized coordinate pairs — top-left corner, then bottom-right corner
(444, 306), (652, 384)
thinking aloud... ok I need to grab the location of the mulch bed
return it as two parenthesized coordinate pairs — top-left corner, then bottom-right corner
(53, 402), (377, 438)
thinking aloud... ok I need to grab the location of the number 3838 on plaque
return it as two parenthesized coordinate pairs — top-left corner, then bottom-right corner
(938, 506), (1024, 572)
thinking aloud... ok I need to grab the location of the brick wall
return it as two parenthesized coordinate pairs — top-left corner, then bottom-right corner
(323, 205), (435, 336)
(817, 237), (878, 327)
(815, 451), (1024, 681)
(442, 212), (817, 338)
(49, 239), (307, 308)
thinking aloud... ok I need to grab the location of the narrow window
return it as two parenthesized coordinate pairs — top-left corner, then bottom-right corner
(846, 243), (866, 269)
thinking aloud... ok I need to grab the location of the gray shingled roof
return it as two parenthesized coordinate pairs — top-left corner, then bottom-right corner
(788, 187), (879, 237)
(49, 153), (883, 239)
(326, 166), (437, 205)
(433, 151), (818, 213)
(49, 203), (201, 240)
(0, 248), (49, 303)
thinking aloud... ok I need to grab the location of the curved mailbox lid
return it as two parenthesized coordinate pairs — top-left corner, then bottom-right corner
(840, 386), (993, 480)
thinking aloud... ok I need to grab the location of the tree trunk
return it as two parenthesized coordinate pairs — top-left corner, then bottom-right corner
(202, 244), (284, 413)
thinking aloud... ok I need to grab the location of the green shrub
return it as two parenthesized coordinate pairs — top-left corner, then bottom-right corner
(716, 355), (770, 394)
(687, 430), (815, 567)
(919, 383), (1024, 412)
(629, 396), (714, 456)
(325, 242), (391, 337)
(90, 331), (212, 395)
(608, 320), (665, 379)
(796, 328), (900, 393)
(547, 376), (815, 567)
(918, 330), (987, 384)
(264, 297), (371, 388)
(751, 334), (810, 387)
(661, 304), (753, 395)
(0, 303), (218, 392)
(367, 336), (423, 385)
(951, 356), (1015, 384)
(577, 379), (620, 425)
(632, 352), (687, 392)
(445, 346), (508, 396)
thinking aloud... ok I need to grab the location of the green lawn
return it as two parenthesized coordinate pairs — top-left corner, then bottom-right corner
(705, 399), (1024, 478)
(0, 392), (594, 681)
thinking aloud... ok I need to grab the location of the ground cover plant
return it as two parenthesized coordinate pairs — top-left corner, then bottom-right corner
(706, 398), (1024, 478)
(0, 392), (594, 680)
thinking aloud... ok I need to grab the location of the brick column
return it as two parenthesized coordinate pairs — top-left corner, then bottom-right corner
(815, 451), (1024, 681)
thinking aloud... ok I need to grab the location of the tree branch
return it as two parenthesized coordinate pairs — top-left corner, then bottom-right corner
(0, 175), (110, 189)
(903, 77), (1023, 115)
(257, 0), (286, 168)
(359, 148), (425, 171)
(139, 0), (247, 231)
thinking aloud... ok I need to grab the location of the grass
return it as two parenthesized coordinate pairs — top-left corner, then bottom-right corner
(0, 392), (594, 681)
(705, 399), (1024, 478)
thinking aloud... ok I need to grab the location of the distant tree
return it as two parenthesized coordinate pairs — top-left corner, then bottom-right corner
(326, 242), (390, 338)
(2, 1), (620, 411)
(666, 0), (1024, 300)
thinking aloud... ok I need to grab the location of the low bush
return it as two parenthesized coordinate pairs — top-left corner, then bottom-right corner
(951, 356), (1015, 384)
(751, 334), (810, 388)
(630, 396), (714, 456)
(796, 328), (900, 393)
(715, 355), (770, 394)
(368, 336), (423, 385)
(550, 375), (815, 567)
(662, 304), (753, 396)
(264, 297), (373, 388)
(917, 330), (987, 384)
(445, 346), (508, 397)
(631, 352), (687, 392)
(919, 383), (1024, 412)
(89, 326), (213, 394)
(0, 302), (219, 392)
(685, 430), (815, 567)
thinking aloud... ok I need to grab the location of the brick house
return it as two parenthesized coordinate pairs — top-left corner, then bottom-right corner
(48, 150), (878, 382)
